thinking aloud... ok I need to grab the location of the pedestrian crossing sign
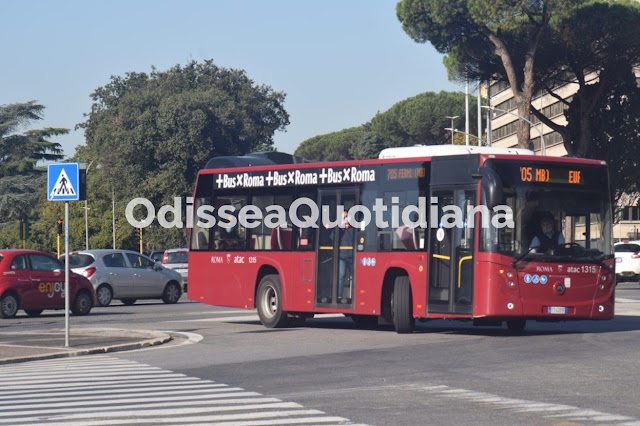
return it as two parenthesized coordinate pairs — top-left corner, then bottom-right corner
(48, 163), (80, 201)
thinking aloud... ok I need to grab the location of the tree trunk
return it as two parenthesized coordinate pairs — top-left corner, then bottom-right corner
(576, 114), (592, 158)
(516, 100), (532, 150)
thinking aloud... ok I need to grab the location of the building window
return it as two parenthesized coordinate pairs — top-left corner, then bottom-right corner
(531, 97), (572, 124)
(490, 80), (510, 95)
(491, 120), (519, 140)
(622, 206), (640, 221)
(532, 132), (564, 151)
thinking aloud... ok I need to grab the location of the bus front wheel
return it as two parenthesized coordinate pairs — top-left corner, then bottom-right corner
(392, 275), (414, 333)
(257, 275), (289, 328)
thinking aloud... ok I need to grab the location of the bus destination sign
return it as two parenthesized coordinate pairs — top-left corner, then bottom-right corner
(519, 165), (584, 185)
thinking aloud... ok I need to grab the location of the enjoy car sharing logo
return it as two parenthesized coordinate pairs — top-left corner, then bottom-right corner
(125, 196), (515, 230)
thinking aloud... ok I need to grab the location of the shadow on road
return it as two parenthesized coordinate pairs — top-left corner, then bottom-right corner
(229, 313), (640, 337)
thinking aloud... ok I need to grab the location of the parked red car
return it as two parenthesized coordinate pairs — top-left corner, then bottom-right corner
(0, 250), (96, 319)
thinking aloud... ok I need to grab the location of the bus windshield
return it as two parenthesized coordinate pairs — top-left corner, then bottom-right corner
(481, 160), (613, 261)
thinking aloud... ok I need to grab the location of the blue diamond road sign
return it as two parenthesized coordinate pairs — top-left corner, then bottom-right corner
(48, 163), (80, 201)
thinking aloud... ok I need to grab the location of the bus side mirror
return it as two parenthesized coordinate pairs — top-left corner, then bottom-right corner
(476, 167), (504, 209)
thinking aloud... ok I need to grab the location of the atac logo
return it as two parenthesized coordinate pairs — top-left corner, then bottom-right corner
(558, 265), (563, 272)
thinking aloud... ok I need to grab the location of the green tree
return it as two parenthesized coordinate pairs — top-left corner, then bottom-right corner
(397, 0), (580, 149)
(295, 91), (480, 161)
(0, 102), (66, 241)
(570, 69), (640, 215)
(78, 60), (290, 249)
(349, 124), (386, 160)
(371, 91), (480, 147)
(530, 1), (640, 157)
(0, 101), (65, 178)
(295, 126), (377, 162)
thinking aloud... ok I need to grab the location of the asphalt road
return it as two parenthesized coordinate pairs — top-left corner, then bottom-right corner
(3, 281), (640, 425)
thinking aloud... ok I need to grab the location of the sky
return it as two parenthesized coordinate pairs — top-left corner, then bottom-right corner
(1, 1), (460, 159)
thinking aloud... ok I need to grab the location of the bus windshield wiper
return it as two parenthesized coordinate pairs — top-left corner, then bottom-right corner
(511, 247), (535, 268)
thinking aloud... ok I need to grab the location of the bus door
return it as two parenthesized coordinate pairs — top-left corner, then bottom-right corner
(428, 188), (475, 314)
(316, 189), (358, 306)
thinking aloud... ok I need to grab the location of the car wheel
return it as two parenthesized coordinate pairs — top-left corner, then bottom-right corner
(0, 292), (19, 319)
(96, 285), (113, 307)
(24, 309), (43, 317)
(71, 291), (93, 316)
(256, 274), (288, 328)
(162, 281), (182, 304)
(121, 299), (137, 306)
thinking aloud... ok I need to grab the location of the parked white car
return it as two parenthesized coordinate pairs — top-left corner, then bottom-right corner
(162, 248), (188, 292)
(614, 241), (640, 283)
(64, 249), (183, 306)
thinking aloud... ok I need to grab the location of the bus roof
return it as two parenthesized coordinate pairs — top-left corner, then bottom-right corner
(379, 145), (535, 159)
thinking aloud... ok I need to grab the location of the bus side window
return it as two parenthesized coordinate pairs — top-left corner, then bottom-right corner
(295, 192), (316, 251)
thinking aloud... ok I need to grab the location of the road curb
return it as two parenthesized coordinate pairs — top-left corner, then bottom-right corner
(0, 329), (172, 366)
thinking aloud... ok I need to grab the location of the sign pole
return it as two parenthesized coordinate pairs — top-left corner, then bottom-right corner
(47, 162), (85, 348)
(64, 201), (70, 347)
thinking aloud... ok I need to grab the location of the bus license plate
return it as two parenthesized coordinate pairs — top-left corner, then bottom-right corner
(548, 306), (568, 315)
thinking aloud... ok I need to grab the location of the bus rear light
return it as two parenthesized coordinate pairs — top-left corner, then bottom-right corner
(83, 267), (96, 278)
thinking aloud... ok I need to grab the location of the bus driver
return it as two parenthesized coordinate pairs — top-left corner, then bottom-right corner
(530, 213), (565, 254)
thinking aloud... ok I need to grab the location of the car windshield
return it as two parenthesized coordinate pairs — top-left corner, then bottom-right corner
(166, 252), (187, 263)
(615, 244), (640, 253)
(150, 252), (164, 261)
(68, 254), (95, 268)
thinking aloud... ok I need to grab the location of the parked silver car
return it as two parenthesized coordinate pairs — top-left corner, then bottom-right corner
(162, 248), (188, 292)
(64, 249), (183, 307)
(149, 250), (166, 263)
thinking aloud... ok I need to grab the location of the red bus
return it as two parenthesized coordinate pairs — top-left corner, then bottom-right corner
(188, 146), (614, 333)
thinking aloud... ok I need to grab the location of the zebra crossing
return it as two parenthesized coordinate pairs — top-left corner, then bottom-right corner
(422, 384), (640, 425)
(0, 355), (360, 425)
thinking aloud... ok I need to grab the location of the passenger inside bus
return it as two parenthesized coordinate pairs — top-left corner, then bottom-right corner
(529, 212), (565, 253)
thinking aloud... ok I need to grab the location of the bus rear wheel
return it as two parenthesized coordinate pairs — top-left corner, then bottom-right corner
(392, 275), (414, 333)
(257, 275), (288, 328)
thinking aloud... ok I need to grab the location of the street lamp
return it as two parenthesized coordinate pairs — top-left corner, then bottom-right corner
(482, 106), (546, 155)
(445, 116), (459, 144)
(444, 128), (481, 145)
(83, 160), (95, 250)
(112, 184), (116, 249)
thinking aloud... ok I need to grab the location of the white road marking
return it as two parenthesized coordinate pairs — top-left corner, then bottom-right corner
(0, 355), (359, 425)
(423, 384), (638, 423)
